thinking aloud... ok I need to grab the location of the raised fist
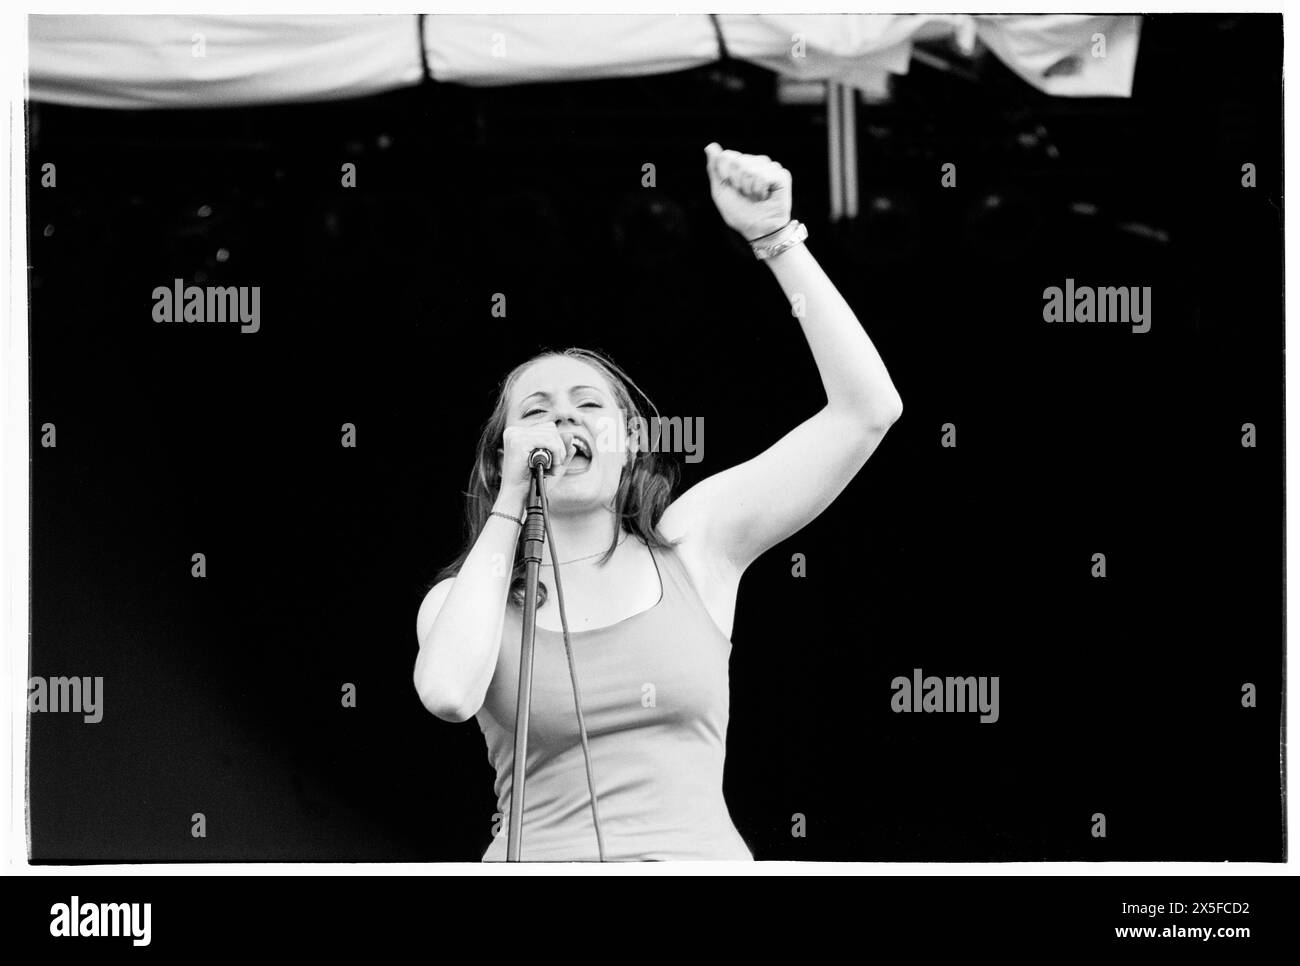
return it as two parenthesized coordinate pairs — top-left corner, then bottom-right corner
(704, 142), (793, 242)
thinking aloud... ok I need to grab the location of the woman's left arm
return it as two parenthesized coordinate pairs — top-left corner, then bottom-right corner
(662, 145), (904, 574)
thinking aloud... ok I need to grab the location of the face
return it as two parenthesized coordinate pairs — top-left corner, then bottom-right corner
(503, 356), (632, 513)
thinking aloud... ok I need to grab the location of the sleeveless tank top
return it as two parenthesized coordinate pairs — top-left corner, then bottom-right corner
(474, 538), (754, 862)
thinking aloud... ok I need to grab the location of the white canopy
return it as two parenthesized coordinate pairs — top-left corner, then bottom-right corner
(28, 14), (1141, 110)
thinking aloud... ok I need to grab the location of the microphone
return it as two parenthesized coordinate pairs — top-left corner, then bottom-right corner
(528, 433), (573, 473)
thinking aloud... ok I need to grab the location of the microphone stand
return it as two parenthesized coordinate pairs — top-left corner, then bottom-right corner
(506, 458), (548, 861)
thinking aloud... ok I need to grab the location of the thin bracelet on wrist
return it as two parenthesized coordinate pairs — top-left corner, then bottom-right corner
(489, 510), (523, 527)
(746, 219), (794, 243)
(751, 220), (808, 260)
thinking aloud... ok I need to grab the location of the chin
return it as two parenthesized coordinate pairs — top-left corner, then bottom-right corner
(545, 473), (614, 511)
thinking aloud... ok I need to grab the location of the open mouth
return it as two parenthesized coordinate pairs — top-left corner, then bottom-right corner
(566, 436), (592, 474)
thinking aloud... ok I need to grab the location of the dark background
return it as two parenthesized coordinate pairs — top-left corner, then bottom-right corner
(27, 14), (1284, 862)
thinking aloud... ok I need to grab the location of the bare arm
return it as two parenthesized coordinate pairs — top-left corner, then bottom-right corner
(414, 493), (523, 723)
(662, 145), (903, 575)
(414, 423), (572, 722)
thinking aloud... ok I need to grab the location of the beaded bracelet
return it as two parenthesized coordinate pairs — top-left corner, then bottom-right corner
(489, 510), (523, 527)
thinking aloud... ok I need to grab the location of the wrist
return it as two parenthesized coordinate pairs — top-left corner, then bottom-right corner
(744, 218), (793, 243)
(750, 219), (808, 261)
(493, 484), (528, 517)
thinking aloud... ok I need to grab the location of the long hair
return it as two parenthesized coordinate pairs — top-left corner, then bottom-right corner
(436, 347), (680, 608)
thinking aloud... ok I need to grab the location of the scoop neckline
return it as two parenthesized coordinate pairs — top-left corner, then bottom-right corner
(534, 540), (665, 636)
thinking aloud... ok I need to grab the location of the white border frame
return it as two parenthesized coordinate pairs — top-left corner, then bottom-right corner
(3, 1), (1292, 876)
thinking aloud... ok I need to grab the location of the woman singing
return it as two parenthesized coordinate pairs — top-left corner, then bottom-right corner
(414, 143), (904, 861)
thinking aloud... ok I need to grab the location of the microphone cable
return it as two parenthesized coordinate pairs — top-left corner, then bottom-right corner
(536, 470), (607, 862)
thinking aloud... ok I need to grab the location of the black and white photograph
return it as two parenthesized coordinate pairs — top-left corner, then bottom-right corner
(3, 2), (1294, 934)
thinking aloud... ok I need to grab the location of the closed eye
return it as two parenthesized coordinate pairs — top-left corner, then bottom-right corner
(522, 399), (601, 417)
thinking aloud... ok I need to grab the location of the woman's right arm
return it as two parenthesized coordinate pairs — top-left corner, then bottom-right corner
(414, 425), (572, 722)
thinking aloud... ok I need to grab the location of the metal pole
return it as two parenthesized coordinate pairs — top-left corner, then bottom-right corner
(506, 467), (546, 861)
(827, 80), (843, 222)
(842, 84), (859, 219)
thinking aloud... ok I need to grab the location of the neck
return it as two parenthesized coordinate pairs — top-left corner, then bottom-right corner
(539, 505), (621, 564)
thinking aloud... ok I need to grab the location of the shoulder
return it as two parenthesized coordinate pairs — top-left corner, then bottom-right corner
(658, 493), (743, 602)
(416, 576), (456, 645)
